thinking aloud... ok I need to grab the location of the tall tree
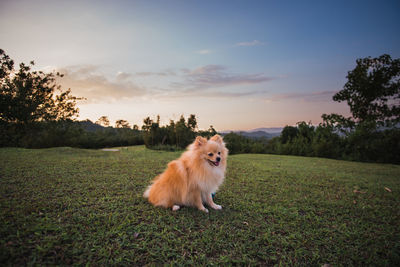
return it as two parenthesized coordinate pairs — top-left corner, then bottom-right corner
(330, 54), (400, 126)
(96, 116), (110, 127)
(142, 117), (152, 132)
(187, 114), (197, 131)
(115, 119), (130, 128)
(280, 125), (299, 144)
(166, 120), (176, 145)
(0, 49), (82, 124)
(175, 115), (189, 148)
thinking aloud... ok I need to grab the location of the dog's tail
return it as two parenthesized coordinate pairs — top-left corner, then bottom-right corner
(143, 185), (152, 198)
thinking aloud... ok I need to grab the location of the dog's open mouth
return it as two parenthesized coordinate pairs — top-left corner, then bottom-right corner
(207, 159), (220, 167)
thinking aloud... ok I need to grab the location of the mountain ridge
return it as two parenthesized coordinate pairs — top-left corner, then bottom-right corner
(221, 127), (283, 139)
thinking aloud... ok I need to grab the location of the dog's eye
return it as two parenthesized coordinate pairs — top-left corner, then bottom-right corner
(218, 152), (221, 155)
(208, 153), (214, 157)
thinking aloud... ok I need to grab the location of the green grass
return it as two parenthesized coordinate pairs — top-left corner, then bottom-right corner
(0, 146), (399, 266)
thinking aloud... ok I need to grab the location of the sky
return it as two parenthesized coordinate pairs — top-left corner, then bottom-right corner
(1, 0), (399, 131)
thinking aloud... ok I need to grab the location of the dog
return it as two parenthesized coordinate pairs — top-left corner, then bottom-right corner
(143, 134), (228, 212)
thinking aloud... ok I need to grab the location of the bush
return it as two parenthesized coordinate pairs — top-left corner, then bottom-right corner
(275, 121), (400, 164)
(0, 120), (144, 149)
(344, 125), (400, 164)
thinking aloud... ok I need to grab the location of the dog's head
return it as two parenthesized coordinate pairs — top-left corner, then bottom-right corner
(192, 135), (228, 167)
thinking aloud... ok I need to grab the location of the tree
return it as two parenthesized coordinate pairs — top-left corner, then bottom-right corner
(312, 123), (343, 159)
(142, 117), (153, 147)
(331, 54), (400, 126)
(199, 125), (218, 138)
(223, 132), (245, 154)
(96, 116), (110, 127)
(150, 120), (160, 145)
(297, 121), (315, 142)
(140, 115), (202, 149)
(175, 116), (186, 147)
(142, 117), (152, 132)
(166, 120), (176, 145)
(321, 113), (355, 133)
(0, 49), (14, 80)
(0, 49), (82, 124)
(280, 125), (298, 144)
(208, 125), (217, 136)
(187, 114), (197, 131)
(115, 119), (130, 128)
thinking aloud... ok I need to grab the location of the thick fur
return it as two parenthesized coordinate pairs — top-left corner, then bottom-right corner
(143, 135), (228, 212)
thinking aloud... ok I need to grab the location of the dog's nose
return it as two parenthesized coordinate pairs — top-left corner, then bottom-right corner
(216, 157), (221, 162)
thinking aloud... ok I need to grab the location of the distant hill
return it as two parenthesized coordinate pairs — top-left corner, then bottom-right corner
(77, 120), (106, 132)
(221, 127), (283, 140)
(248, 127), (283, 134)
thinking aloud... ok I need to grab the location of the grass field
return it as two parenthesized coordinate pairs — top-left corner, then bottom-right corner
(0, 146), (399, 266)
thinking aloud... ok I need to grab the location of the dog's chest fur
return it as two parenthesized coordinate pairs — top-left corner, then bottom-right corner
(192, 163), (225, 193)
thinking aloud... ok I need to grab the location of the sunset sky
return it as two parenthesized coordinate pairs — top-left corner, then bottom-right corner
(1, 0), (399, 131)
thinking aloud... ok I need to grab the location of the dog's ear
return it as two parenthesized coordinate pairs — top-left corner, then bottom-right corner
(194, 136), (207, 147)
(210, 134), (223, 144)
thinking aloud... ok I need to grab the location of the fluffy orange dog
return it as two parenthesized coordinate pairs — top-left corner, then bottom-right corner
(143, 135), (228, 212)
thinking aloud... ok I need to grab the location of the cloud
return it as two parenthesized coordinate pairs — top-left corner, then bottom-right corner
(116, 71), (132, 81)
(159, 88), (267, 99)
(235, 40), (265, 47)
(195, 49), (212, 55)
(189, 65), (226, 75)
(266, 90), (336, 102)
(54, 65), (148, 103)
(174, 65), (274, 91)
(134, 70), (176, 76)
(51, 64), (275, 103)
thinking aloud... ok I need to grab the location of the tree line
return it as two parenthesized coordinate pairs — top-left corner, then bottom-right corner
(224, 54), (400, 164)
(1, 49), (399, 163)
(141, 114), (217, 150)
(225, 120), (399, 164)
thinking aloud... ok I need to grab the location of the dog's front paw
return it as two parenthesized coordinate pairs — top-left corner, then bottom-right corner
(172, 205), (180, 211)
(212, 204), (222, 210)
(199, 207), (209, 213)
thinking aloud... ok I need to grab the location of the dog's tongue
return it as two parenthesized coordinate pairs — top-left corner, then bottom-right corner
(215, 161), (220, 166)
